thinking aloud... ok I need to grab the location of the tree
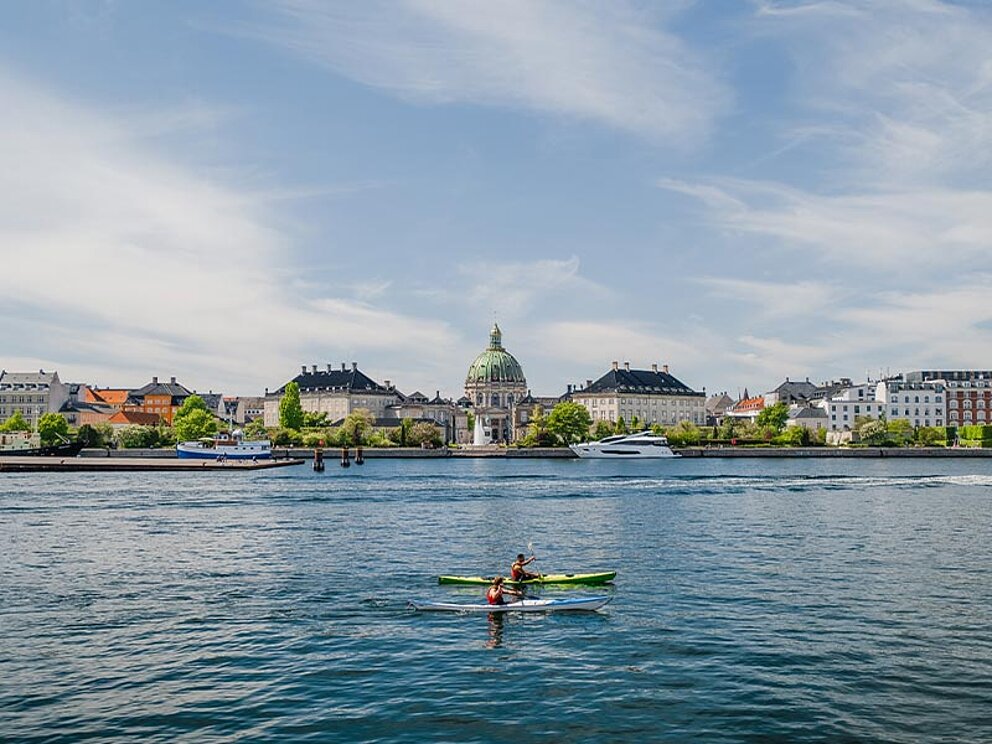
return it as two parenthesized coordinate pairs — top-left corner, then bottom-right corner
(630, 415), (641, 432)
(886, 419), (914, 445)
(781, 425), (810, 446)
(399, 418), (413, 446)
(914, 426), (943, 447)
(593, 420), (615, 440)
(279, 381), (304, 430)
(546, 402), (593, 445)
(0, 411), (32, 433)
(243, 417), (268, 440)
(858, 419), (888, 445)
(756, 402), (790, 433)
(173, 395), (218, 442)
(408, 421), (441, 447)
(341, 408), (374, 446)
(615, 416), (628, 435)
(303, 410), (329, 428)
(37, 412), (70, 445)
(719, 416), (742, 440)
(521, 405), (555, 447)
(666, 420), (701, 446)
(115, 425), (159, 449)
(76, 423), (103, 448)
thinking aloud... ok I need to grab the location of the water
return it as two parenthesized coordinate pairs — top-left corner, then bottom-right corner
(2, 458), (992, 742)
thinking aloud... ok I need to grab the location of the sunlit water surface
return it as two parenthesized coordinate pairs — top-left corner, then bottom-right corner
(2, 458), (992, 742)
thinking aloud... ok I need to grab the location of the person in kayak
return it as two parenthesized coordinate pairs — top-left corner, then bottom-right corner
(510, 553), (541, 582)
(486, 576), (522, 605)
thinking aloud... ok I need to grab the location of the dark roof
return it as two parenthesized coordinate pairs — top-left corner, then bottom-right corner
(770, 379), (818, 400)
(406, 391), (429, 403)
(581, 368), (703, 397)
(277, 367), (388, 395)
(199, 393), (223, 411)
(129, 378), (193, 405)
(59, 400), (114, 414)
(789, 406), (827, 419)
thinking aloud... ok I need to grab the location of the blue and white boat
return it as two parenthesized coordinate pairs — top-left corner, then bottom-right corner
(176, 434), (271, 460)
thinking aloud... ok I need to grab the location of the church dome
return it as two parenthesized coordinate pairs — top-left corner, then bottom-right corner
(466, 324), (526, 384)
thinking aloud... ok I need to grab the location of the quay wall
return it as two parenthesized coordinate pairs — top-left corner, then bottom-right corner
(74, 446), (992, 460)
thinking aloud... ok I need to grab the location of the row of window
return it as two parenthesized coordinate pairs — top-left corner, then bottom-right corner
(0, 396), (48, 404)
(950, 400), (987, 408)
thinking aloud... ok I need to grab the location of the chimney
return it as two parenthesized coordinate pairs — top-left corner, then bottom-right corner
(352, 361), (358, 371)
(435, 390), (440, 399)
(384, 380), (391, 389)
(586, 379), (592, 388)
(152, 376), (159, 384)
(327, 364), (332, 373)
(662, 364), (669, 374)
(567, 384), (573, 394)
(341, 362), (346, 371)
(301, 365), (307, 374)
(612, 361), (619, 371)
(624, 361), (630, 371)
(171, 376), (176, 385)
(651, 363), (658, 373)
(311, 365), (317, 374)
(265, 387), (269, 395)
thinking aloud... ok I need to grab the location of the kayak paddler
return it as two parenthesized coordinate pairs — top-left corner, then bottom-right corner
(510, 553), (541, 582)
(486, 576), (522, 605)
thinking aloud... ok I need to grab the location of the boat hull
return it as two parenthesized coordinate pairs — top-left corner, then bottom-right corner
(569, 444), (679, 459)
(410, 596), (612, 612)
(0, 441), (84, 457)
(438, 571), (617, 586)
(176, 442), (272, 460)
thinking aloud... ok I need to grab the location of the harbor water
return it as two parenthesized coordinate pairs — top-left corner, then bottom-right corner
(2, 459), (992, 742)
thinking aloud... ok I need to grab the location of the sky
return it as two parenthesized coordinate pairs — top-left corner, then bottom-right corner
(2, 0), (991, 398)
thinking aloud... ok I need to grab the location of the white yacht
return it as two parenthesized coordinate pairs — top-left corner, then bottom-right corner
(570, 431), (679, 459)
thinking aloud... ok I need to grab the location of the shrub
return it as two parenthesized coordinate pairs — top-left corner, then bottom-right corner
(272, 427), (304, 446)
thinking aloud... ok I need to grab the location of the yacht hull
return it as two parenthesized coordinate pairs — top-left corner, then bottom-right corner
(569, 444), (679, 459)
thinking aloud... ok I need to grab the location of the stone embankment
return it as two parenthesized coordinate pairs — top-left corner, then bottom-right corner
(72, 446), (992, 459)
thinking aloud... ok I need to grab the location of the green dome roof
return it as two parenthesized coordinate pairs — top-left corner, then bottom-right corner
(465, 324), (526, 384)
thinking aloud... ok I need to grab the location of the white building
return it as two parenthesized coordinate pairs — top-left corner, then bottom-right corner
(875, 379), (945, 429)
(263, 363), (400, 427)
(571, 361), (705, 426)
(0, 370), (69, 427)
(814, 383), (886, 431)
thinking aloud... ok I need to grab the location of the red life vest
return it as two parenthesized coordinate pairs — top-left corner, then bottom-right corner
(511, 562), (524, 581)
(487, 586), (503, 605)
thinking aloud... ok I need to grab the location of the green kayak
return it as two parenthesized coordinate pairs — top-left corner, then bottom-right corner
(437, 571), (616, 586)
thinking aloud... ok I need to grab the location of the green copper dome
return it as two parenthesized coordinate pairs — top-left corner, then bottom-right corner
(465, 324), (526, 384)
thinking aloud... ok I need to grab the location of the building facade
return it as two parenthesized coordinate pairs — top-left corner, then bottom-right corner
(126, 377), (194, 425)
(263, 363), (400, 427)
(385, 390), (464, 444)
(814, 383), (886, 430)
(875, 378), (946, 429)
(0, 370), (69, 427)
(571, 362), (705, 426)
(905, 370), (992, 427)
(464, 324), (527, 443)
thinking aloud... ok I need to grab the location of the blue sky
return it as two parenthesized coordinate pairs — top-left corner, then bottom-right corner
(2, 1), (991, 397)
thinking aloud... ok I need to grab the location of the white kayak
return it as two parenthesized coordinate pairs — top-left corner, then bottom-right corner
(409, 596), (611, 613)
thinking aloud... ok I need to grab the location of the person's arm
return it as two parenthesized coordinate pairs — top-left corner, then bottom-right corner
(524, 555), (536, 566)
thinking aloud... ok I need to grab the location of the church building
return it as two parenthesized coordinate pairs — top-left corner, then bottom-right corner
(464, 324), (527, 443)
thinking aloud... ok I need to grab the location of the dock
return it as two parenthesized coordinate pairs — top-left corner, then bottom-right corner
(0, 457), (305, 473)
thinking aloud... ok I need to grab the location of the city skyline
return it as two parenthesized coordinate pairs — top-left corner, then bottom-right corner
(2, 2), (992, 397)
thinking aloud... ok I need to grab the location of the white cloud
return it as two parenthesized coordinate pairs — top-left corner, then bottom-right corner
(0, 71), (455, 394)
(455, 256), (610, 321)
(249, 0), (729, 143)
(661, 178), (992, 270)
(756, 0), (992, 184)
(697, 276), (840, 318)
